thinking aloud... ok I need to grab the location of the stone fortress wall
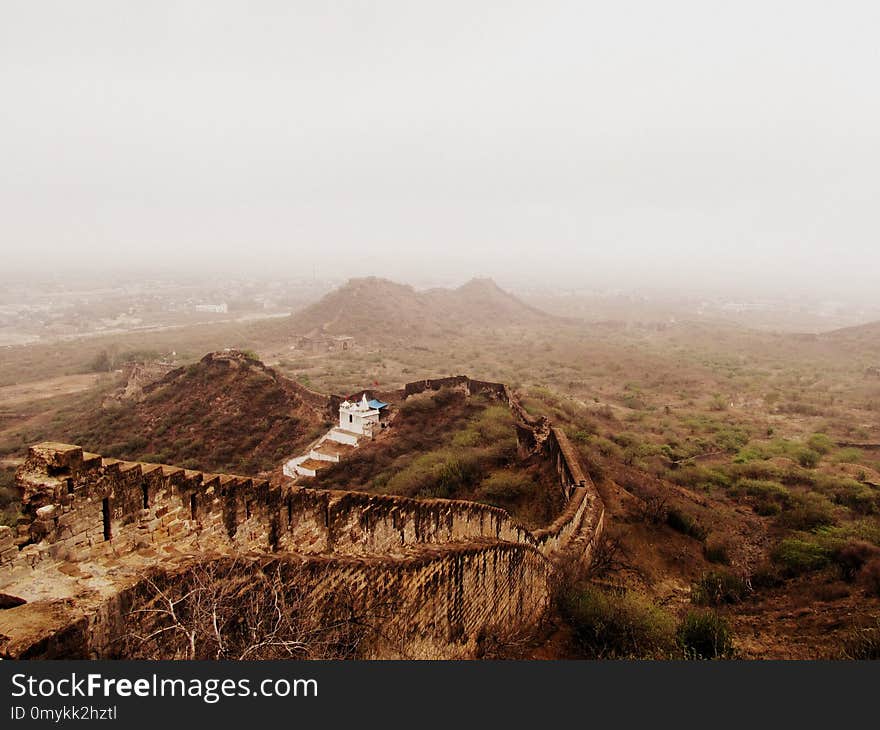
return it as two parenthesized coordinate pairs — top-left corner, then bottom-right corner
(1, 376), (604, 659)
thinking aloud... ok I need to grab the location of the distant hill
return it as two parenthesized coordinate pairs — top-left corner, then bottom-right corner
(825, 320), (880, 341)
(60, 350), (332, 474)
(286, 276), (557, 339)
(820, 320), (880, 360)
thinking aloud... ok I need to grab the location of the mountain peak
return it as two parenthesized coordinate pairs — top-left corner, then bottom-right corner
(286, 276), (555, 340)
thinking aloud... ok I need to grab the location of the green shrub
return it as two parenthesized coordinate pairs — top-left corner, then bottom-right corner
(667, 466), (731, 491)
(473, 405), (515, 444)
(437, 455), (482, 493)
(736, 479), (791, 503)
(733, 437), (800, 464)
(478, 471), (533, 500)
(592, 436), (623, 460)
(831, 519), (880, 547)
(733, 446), (767, 463)
(728, 461), (785, 482)
(833, 448), (864, 464)
(796, 448), (821, 468)
(776, 492), (836, 531)
(826, 480), (878, 515)
(561, 586), (677, 659)
(733, 478), (791, 515)
(385, 448), (486, 499)
(755, 500), (782, 516)
(714, 427), (750, 453)
(692, 571), (750, 605)
(677, 610), (733, 659)
(807, 433), (834, 455)
(771, 538), (831, 575)
(666, 508), (708, 541)
(709, 395), (728, 412)
(124, 436), (149, 454)
(450, 429), (480, 448)
(703, 542), (730, 565)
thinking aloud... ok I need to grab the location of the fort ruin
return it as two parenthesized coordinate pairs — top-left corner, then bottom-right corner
(0, 377), (604, 659)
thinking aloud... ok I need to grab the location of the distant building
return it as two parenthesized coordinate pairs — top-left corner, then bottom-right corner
(294, 334), (354, 353)
(195, 303), (228, 314)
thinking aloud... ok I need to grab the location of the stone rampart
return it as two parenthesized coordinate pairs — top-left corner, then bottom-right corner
(1, 376), (603, 659)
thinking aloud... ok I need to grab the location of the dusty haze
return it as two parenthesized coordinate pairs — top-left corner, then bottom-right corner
(2, 2), (879, 300)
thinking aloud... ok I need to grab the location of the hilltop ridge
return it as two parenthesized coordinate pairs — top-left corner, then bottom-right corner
(286, 276), (558, 339)
(55, 350), (331, 474)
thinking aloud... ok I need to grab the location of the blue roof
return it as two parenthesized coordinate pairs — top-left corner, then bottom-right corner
(368, 399), (389, 410)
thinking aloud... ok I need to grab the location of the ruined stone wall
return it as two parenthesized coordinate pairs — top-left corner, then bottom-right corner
(403, 375), (545, 430)
(4, 542), (552, 660)
(4, 376), (604, 659)
(10, 444), (545, 573)
(8, 443), (275, 572)
(403, 375), (508, 402)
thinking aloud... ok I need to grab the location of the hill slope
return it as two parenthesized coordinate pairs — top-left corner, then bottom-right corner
(59, 350), (332, 474)
(826, 319), (880, 345)
(286, 277), (557, 339)
(815, 320), (880, 361)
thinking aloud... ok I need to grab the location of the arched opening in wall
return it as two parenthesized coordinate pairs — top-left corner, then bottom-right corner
(245, 500), (252, 519)
(190, 494), (197, 521)
(142, 484), (149, 509)
(66, 478), (74, 495)
(102, 498), (111, 541)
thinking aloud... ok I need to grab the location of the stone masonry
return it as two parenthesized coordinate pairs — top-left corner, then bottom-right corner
(0, 377), (604, 659)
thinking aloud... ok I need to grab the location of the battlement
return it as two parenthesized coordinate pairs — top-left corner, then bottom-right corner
(1, 376), (604, 659)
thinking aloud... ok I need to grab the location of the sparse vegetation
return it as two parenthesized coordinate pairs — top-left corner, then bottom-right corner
(561, 585), (678, 659)
(4, 275), (880, 659)
(677, 610), (734, 659)
(666, 508), (708, 541)
(772, 538), (832, 576)
(692, 571), (750, 605)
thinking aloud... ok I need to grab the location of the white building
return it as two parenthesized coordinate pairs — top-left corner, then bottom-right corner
(282, 393), (389, 479)
(195, 303), (228, 314)
(338, 394), (383, 436)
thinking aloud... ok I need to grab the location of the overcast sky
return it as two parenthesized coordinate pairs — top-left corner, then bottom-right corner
(2, 2), (879, 298)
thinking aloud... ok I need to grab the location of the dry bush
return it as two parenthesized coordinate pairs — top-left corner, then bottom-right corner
(639, 492), (669, 524)
(588, 533), (624, 578)
(839, 622), (880, 659)
(119, 558), (376, 660)
(860, 558), (880, 597)
(834, 540), (880, 581)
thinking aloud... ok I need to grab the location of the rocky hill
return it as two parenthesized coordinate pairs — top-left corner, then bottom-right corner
(58, 350), (332, 475)
(286, 277), (558, 339)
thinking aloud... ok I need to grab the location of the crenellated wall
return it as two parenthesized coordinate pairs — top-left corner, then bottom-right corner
(1, 376), (603, 659)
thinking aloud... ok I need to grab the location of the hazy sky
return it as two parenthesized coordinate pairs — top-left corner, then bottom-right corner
(2, 2), (879, 298)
